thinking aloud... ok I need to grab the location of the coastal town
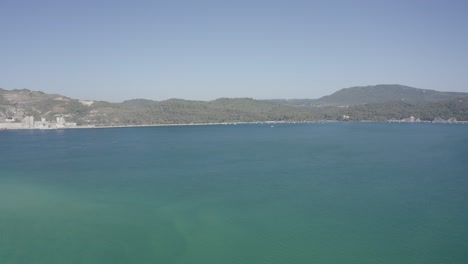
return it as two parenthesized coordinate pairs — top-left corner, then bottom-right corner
(0, 114), (465, 130)
(0, 115), (78, 130)
(1, 86), (467, 129)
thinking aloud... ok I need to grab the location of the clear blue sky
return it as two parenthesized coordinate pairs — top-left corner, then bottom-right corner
(1, 0), (467, 102)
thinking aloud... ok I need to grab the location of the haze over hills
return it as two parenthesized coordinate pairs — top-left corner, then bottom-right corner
(271, 84), (468, 107)
(1, 84), (467, 127)
(0, 88), (315, 125)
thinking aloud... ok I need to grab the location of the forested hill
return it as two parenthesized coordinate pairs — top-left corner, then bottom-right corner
(270, 84), (468, 107)
(0, 89), (317, 125)
(334, 97), (468, 121)
(1, 85), (468, 125)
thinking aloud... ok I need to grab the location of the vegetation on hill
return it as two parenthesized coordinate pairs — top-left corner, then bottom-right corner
(93, 98), (318, 126)
(1, 85), (468, 125)
(271, 84), (468, 106)
(334, 97), (468, 121)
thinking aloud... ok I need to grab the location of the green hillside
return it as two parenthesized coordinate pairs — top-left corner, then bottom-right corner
(272, 84), (468, 106)
(0, 89), (319, 125)
(1, 86), (468, 125)
(334, 97), (468, 121)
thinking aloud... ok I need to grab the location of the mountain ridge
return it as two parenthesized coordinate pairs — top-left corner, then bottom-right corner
(1, 84), (467, 125)
(270, 84), (468, 107)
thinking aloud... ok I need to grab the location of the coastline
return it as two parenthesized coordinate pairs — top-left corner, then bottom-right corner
(0, 120), (338, 130)
(2, 119), (468, 131)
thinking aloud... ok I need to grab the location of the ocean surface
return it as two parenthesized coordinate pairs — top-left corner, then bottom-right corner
(0, 123), (467, 264)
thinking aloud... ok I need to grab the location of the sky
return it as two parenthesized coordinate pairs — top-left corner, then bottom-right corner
(1, 0), (467, 102)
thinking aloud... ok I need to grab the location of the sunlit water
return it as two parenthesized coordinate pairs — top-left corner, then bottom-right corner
(1, 123), (467, 264)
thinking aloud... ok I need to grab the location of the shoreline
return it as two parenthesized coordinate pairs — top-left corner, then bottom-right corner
(0, 120), (336, 130)
(2, 119), (468, 131)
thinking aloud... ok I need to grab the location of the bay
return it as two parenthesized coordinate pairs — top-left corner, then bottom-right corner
(0, 123), (467, 264)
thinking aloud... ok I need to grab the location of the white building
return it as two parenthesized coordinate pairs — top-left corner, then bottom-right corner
(56, 116), (65, 126)
(22, 116), (34, 128)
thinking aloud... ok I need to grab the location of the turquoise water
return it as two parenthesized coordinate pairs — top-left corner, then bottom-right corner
(0, 123), (467, 264)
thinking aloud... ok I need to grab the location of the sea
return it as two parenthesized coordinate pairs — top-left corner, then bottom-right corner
(0, 123), (467, 264)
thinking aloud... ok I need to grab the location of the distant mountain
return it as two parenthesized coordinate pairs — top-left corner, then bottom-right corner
(120, 99), (158, 109)
(0, 89), (317, 125)
(1, 85), (468, 126)
(272, 84), (468, 106)
(333, 97), (468, 121)
(0, 88), (80, 119)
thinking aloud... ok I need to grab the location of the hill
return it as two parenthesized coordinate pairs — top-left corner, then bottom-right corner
(271, 84), (468, 106)
(0, 89), (318, 126)
(1, 85), (468, 126)
(330, 97), (468, 121)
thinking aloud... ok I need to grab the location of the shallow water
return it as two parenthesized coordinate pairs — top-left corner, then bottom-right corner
(1, 123), (467, 263)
